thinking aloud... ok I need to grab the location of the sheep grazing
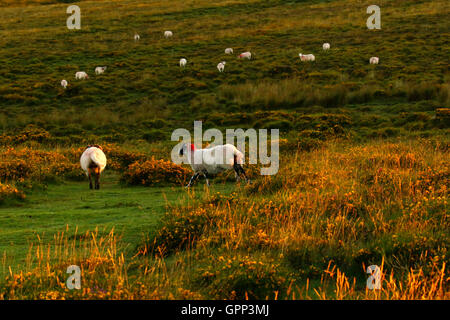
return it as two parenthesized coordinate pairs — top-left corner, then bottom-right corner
(225, 48), (233, 54)
(95, 66), (107, 75)
(299, 53), (315, 62)
(80, 145), (107, 190)
(179, 143), (249, 187)
(323, 43), (331, 51)
(370, 57), (379, 65)
(217, 61), (226, 72)
(134, 34), (140, 41)
(61, 79), (68, 89)
(75, 71), (89, 80)
(179, 58), (187, 68)
(238, 52), (252, 60)
(164, 30), (173, 38)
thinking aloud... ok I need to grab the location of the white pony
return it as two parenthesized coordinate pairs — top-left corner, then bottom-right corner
(179, 143), (249, 187)
(80, 145), (107, 190)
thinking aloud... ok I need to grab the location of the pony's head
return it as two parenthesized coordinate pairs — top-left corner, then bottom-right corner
(179, 143), (195, 156)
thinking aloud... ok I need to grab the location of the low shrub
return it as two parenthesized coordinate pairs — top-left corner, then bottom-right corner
(121, 158), (189, 186)
(0, 182), (26, 204)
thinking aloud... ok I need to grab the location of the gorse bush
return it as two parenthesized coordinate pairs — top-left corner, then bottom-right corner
(121, 158), (189, 186)
(139, 206), (214, 257)
(0, 125), (51, 146)
(194, 254), (289, 299)
(0, 148), (83, 183)
(0, 182), (25, 204)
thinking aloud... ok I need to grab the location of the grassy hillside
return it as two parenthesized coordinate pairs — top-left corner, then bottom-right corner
(0, 0), (448, 143)
(0, 0), (448, 299)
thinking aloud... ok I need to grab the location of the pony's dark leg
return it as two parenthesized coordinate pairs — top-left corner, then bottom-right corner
(88, 170), (93, 189)
(95, 168), (100, 190)
(234, 163), (249, 184)
(233, 163), (241, 182)
(201, 170), (210, 186)
(186, 172), (200, 188)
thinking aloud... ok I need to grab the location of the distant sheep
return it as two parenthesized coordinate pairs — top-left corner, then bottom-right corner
(75, 71), (89, 80)
(95, 66), (107, 75)
(179, 143), (249, 187)
(80, 145), (107, 190)
(299, 53), (315, 62)
(164, 31), (173, 38)
(323, 43), (331, 51)
(225, 48), (233, 54)
(217, 61), (226, 72)
(238, 52), (252, 60)
(370, 57), (379, 64)
(134, 34), (140, 41)
(179, 58), (187, 68)
(61, 79), (68, 89)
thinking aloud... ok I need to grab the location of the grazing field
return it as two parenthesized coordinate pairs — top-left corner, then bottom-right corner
(0, 0), (449, 299)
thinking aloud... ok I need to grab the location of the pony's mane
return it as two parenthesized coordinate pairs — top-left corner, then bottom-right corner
(87, 144), (103, 151)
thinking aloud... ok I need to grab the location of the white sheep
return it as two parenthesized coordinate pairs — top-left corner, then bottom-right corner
(75, 71), (89, 80)
(217, 61), (226, 72)
(323, 43), (330, 51)
(80, 145), (107, 190)
(179, 143), (249, 187)
(164, 30), (173, 38)
(225, 48), (233, 54)
(61, 79), (68, 89)
(238, 52), (252, 60)
(370, 57), (379, 64)
(299, 53), (315, 62)
(180, 58), (187, 68)
(95, 66), (107, 75)
(134, 34), (140, 41)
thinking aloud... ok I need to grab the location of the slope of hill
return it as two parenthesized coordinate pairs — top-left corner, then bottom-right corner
(0, 0), (448, 300)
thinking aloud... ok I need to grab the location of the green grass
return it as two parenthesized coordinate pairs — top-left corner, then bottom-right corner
(0, 171), (234, 277)
(0, 0), (448, 299)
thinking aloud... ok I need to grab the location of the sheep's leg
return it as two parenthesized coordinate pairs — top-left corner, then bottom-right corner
(186, 172), (200, 188)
